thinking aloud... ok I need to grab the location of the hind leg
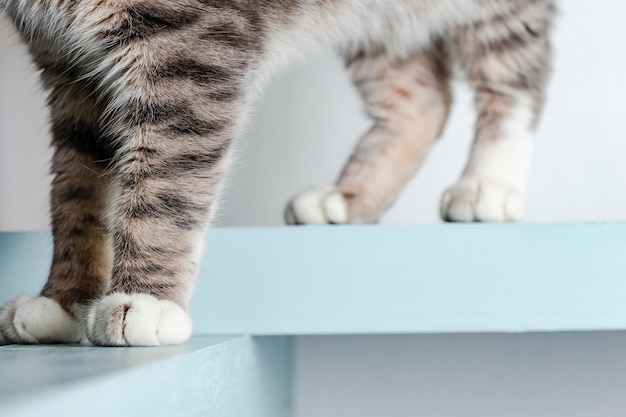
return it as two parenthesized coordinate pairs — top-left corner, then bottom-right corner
(286, 45), (452, 224)
(441, 2), (555, 222)
(0, 84), (112, 345)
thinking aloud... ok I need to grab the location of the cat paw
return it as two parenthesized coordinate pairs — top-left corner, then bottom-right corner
(0, 295), (84, 345)
(86, 293), (192, 347)
(440, 177), (524, 222)
(285, 186), (348, 225)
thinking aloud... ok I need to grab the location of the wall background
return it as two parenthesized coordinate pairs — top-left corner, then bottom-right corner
(2, 2), (626, 230)
(2, 2), (626, 416)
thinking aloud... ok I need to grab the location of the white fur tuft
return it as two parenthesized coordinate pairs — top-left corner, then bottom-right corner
(442, 97), (535, 222)
(440, 177), (524, 222)
(87, 293), (192, 347)
(0, 295), (83, 344)
(285, 186), (349, 225)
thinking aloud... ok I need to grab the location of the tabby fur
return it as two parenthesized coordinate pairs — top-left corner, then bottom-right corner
(0, 0), (555, 346)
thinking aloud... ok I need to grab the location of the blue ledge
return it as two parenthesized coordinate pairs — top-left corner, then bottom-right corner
(194, 223), (626, 334)
(0, 336), (292, 417)
(2, 223), (626, 335)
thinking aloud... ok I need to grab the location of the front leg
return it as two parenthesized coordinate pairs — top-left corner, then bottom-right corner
(85, 4), (254, 346)
(0, 83), (112, 345)
(286, 46), (452, 225)
(86, 133), (232, 346)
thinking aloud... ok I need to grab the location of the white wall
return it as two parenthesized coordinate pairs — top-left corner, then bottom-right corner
(0, 20), (50, 231)
(2, 2), (626, 417)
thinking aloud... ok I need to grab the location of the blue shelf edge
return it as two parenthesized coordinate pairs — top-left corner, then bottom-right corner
(2, 223), (626, 335)
(0, 336), (293, 417)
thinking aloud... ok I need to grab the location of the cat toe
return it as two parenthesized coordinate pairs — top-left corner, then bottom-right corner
(0, 295), (31, 344)
(440, 177), (524, 222)
(285, 186), (348, 225)
(0, 295), (83, 345)
(86, 293), (192, 347)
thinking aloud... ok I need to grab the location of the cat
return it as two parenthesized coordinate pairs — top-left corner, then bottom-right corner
(0, 0), (555, 346)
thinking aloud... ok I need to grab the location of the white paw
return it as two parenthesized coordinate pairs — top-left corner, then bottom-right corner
(285, 186), (348, 225)
(0, 295), (84, 345)
(86, 293), (192, 347)
(440, 177), (524, 222)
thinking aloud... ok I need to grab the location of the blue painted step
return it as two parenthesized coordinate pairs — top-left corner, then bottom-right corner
(1, 224), (625, 416)
(0, 336), (292, 417)
(2, 223), (626, 335)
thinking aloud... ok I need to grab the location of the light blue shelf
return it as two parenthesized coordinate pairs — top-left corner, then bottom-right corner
(0, 336), (292, 417)
(0, 336), (232, 400)
(1, 224), (626, 416)
(2, 223), (626, 335)
(192, 223), (626, 335)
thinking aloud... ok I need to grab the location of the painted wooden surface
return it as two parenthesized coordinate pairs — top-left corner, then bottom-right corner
(1, 225), (625, 416)
(193, 223), (626, 334)
(2, 224), (626, 335)
(0, 336), (292, 417)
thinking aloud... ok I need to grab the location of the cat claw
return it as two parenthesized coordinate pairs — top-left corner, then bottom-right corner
(440, 177), (524, 222)
(86, 293), (192, 347)
(285, 186), (349, 225)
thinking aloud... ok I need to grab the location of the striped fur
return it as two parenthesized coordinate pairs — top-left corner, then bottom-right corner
(0, 0), (555, 345)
